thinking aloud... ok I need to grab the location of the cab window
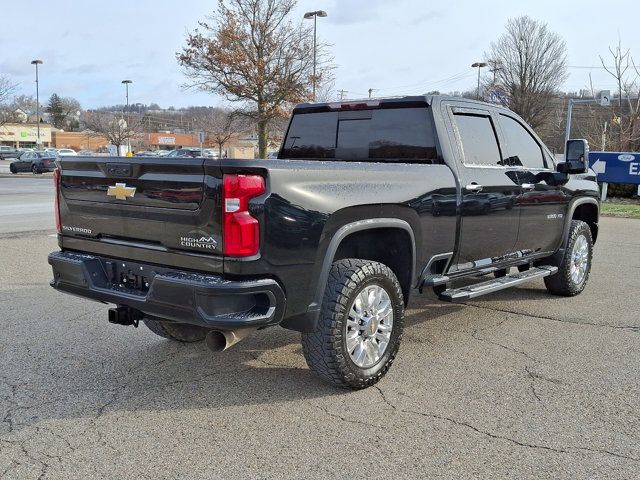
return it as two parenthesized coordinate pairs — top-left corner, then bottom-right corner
(499, 114), (547, 169)
(454, 114), (502, 167)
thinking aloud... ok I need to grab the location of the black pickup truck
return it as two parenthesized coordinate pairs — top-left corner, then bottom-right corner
(48, 96), (599, 389)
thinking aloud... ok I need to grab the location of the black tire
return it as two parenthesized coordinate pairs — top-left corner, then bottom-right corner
(301, 259), (404, 389)
(31, 165), (39, 174)
(544, 220), (593, 296)
(9, 164), (16, 174)
(517, 264), (530, 273)
(143, 319), (209, 342)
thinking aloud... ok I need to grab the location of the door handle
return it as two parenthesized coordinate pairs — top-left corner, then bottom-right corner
(521, 183), (536, 191)
(465, 184), (483, 192)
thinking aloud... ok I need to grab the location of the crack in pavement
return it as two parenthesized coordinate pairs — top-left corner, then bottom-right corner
(371, 384), (638, 463)
(468, 316), (541, 364)
(314, 404), (383, 442)
(402, 408), (639, 461)
(465, 303), (640, 333)
(524, 365), (542, 403)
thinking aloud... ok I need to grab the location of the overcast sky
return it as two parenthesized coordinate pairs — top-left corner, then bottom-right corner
(1, 0), (637, 109)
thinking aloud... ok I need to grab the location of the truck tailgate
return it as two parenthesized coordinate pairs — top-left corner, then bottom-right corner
(58, 156), (224, 260)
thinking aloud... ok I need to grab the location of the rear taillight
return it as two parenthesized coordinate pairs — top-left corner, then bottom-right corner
(222, 174), (265, 256)
(53, 167), (61, 233)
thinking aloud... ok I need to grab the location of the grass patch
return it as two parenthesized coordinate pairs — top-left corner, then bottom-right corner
(601, 202), (640, 218)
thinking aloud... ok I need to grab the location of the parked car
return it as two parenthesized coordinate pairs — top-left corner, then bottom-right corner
(48, 95), (599, 389)
(156, 150), (171, 157)
(10, 151), (58, 174)
(57, 148), (78, 156)
(77, 150), (93, 156)
(18, 147), (35, 153)
(166, 148), (203, 158)
(202, 148), (220, 159)
(0, 146), (20, 159)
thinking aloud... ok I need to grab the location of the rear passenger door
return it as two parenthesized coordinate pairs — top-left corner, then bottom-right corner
(447, 105), (521, 271)
(496, 113), (569, 254)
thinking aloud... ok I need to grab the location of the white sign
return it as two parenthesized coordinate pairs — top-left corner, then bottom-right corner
(197, 131), (205, 143)
(158, 136), (176, 145)
(600, 90), (611, 107)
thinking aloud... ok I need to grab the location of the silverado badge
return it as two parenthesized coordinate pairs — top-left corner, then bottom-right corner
(107, 183), (136, 201)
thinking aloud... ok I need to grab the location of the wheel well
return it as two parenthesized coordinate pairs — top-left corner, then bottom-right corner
(333, 228), (413, 304)
(572, 203), (599, 243)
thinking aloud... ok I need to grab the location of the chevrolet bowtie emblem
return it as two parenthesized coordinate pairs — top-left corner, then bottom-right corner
(107, 183), (136, 201)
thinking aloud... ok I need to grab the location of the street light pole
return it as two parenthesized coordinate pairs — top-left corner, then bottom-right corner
(31, 60), (43, 148)
(471, 62), (487, 100)
(121, 80), (133, 153)
(303, 10), (327, 102)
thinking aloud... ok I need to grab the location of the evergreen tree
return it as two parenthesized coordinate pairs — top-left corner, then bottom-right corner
(46, 93), (66, 129)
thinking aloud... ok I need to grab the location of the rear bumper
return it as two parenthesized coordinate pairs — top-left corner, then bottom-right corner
(48, 250), (286, 330)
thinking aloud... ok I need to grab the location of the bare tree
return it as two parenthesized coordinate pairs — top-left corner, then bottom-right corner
(0, 76), (18, 127)
(486, 16), (568, 129)
(601, 41), (631, 108)
(194, 108), (241, 156)
(177, 0), (333, 158)
(568, 43), (640, 154)
(82, 112), (144, 152)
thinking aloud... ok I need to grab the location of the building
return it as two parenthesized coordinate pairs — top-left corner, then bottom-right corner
(144, 132), (199, 150)
(0, 123), (52, 148)
(52, 131), (109, 151)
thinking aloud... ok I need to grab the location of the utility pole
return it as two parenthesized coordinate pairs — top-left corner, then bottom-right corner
(338, 89), (348, 101)
(487, 59), (502, 85)
(31, 60), (43, 148)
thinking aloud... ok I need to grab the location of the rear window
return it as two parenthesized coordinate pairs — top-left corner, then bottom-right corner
(281, 108), (439, 163)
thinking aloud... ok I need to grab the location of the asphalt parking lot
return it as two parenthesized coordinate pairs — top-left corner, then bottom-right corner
(1, 203), (639, 477)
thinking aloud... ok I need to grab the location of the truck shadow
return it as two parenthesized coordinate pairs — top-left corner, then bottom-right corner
(2, 285), (549, 435)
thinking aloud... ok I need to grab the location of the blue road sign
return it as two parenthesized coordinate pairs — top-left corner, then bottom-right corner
(588, 151), (640, 185)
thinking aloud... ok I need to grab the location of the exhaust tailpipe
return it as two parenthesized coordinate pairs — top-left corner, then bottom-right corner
(205, 327), (257, 352)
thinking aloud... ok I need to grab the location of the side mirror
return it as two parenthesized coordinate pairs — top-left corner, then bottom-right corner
(558, 139), (589, 174)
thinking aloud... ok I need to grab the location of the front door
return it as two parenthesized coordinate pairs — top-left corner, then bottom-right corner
(447, 105), (521, 271)
(495, 113), (569, 255)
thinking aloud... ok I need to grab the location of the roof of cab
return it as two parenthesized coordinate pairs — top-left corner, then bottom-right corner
(293, 95), (508, 114)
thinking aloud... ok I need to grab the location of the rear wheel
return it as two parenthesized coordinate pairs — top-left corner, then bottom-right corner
(544, 220), (593, 296)
(143, 319), (209, 342)
(302, 259), (404, 389)
(31, 165), (39, 174)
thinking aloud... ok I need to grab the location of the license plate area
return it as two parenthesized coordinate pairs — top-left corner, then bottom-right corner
(102, 259), (156, 294)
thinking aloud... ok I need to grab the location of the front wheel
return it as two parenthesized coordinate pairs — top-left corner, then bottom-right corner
(302, 259), (404, 389)
(544, 220), (593, 296)
(31, 165), (40, 174)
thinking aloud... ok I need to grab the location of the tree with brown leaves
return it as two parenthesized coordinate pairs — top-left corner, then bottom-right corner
(177, 0), (331, 158)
